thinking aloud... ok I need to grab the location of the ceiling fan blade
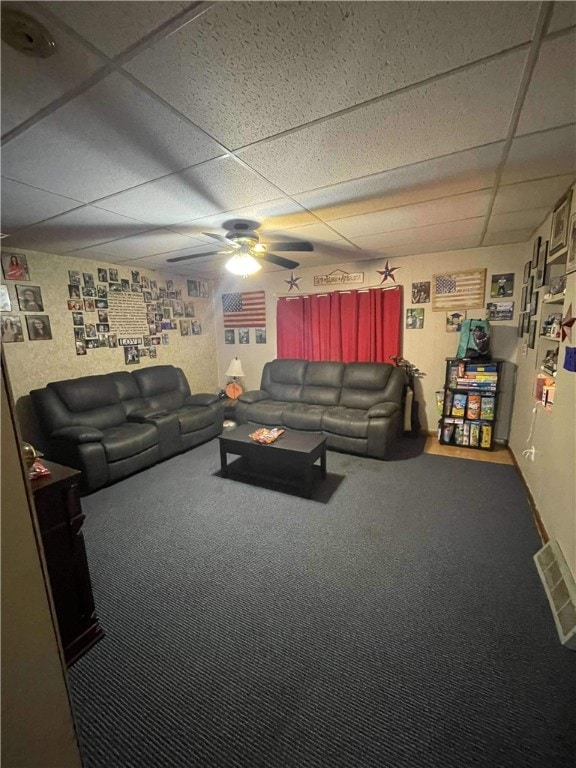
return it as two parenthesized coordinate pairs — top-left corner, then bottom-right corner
(261, 253), (300, 269)
(267, 240), (314, 252)
(203, 232), (239, 246)
(166, 250), (223, 263)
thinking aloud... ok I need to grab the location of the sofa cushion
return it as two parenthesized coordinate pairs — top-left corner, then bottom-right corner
(132, 365), (190, 410)
(50, 375), (119, 412)
(244, 400), (291, 426)
(178, 406), (219, 434)
(282, 403), (325, 431)
(322, 407), (370, 439)
(101, 422), (158, 462)
(339, 363), (395, 410)
(111, 371), (149, 416)
(262, 359), (306, 402)
(301, 361), (345, 405)
(47, 376), (126, 430)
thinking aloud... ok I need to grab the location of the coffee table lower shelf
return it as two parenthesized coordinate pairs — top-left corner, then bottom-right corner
(218, 425), (327, 498)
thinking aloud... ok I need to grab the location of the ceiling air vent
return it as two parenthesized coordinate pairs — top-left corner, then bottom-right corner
(534, 540), (576, 651)
(1, 9), (56, 58)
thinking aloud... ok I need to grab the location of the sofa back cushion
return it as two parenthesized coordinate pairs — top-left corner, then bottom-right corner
(301, 361), (345, 405)
(262, 359), (306, 402)
(46, 375), (125, 430)
(339, 363), (395, 409)
(132, 365), (190, 411)
(111, 371), (149, 416)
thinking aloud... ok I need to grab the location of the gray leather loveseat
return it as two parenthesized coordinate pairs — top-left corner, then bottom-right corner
(236, 359), (406, 459)
(30, 365), (222, 492)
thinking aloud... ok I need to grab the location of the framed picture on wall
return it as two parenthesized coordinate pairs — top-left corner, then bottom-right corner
(550, 189), (572, 256)
(26, 314), (52, 340)
(528, 318), (537, 349)
(535, 240), (549, 289)
(566, 211), (576, 275)
(521, 285), (527, 311)
(16, 284), (43, 312)
(2, 253), (30, 281)
(531, 236), (541, 268)
(523, 260), (531, 284)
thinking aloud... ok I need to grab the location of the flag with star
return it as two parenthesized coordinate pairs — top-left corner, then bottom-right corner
(222, 291), (266, 328)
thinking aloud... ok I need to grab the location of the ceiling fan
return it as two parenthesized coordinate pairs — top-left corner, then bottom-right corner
(166, 220), (313, 276)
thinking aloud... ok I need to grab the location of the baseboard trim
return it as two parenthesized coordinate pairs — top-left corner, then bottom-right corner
(509, 448), (549, 545)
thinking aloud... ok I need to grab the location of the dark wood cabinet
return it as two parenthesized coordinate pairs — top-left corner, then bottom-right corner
(31, 460), (104, 667)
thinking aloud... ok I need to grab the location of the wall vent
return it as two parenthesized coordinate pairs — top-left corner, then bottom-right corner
(534, 540), (576, 651)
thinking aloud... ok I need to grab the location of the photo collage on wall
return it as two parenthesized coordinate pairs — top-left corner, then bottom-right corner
(1, 252), (52, 344)
(68, 268), (208, 361)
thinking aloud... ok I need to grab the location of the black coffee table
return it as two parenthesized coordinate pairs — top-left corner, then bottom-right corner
(218, 424), (327, 498)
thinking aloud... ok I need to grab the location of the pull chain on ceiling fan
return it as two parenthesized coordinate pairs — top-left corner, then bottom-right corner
(166, 220), (314, 276)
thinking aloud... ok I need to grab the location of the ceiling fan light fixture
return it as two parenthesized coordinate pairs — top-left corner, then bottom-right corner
(225, 252), (262, 277)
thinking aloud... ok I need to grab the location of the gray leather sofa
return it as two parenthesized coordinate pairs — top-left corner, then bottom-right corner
(236, 359), (407, 459)
(30, 365), (222, 492)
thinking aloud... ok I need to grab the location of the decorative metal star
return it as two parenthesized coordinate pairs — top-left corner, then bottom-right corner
(561, 303), (575, 343)
(377, 260), (400, 283)
(285, 271), (301, 291)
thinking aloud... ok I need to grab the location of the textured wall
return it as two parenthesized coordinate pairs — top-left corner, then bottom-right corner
(1, 248), (219, 419)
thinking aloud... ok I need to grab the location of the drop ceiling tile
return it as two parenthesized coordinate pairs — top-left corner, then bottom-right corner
(483, 229), (534, 246)
(5, 207), (150, 255)
(492, 175), (574, 214)
(1, 13), (103, 136)
(486, 208), (549, 233)
(328, 190), (492, 238)
(238, 49), (527, 193)
(1, 73), (223, 202)
(548, 2), (576, 34)
(293, 143), (503, 220)
(42, 1), (191, 57)
(169, 199), (317, 239)
(351, 218), (485, 250)
(502, 124), (576, 183)
(516, 30), (576, 135)
(127, 2), (536, 148)
(263, 223), (343, 244)
(133, 243), (225, 267)
(78, 229), (204, 261)
(94, 156), (280, 226)
(1, 178), (83, 233)
(369, 235), (483, 259)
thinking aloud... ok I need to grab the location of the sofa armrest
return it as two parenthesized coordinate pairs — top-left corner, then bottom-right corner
(367, 402), (400, 419)
(184, 393), (219, 406)
(381, 368), (407, 405)
(51, 426), (104, 443)
(128, 408), (170, 422)
(238, 390), (269, 404)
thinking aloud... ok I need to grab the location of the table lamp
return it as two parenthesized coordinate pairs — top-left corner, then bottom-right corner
(225, 357), (245, 399)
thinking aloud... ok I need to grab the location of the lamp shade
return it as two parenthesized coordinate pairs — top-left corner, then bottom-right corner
(225, 252), (262, 277)
(225, 357), (245, 377)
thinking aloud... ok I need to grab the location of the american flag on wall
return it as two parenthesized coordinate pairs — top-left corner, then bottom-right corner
(432, 269), (486, 311)
(222, 291), (266, 327)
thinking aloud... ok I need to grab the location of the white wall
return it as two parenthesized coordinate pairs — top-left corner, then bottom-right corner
(508, 186), (576, 576)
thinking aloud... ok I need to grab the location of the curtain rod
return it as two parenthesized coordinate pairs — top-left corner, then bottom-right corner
(273, 285), (401, 299)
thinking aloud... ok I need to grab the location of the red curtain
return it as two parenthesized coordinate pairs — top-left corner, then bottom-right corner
(277, 287), (401, 362)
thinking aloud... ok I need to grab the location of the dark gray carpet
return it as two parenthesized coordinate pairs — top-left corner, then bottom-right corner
(68, 438), (576, 768)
